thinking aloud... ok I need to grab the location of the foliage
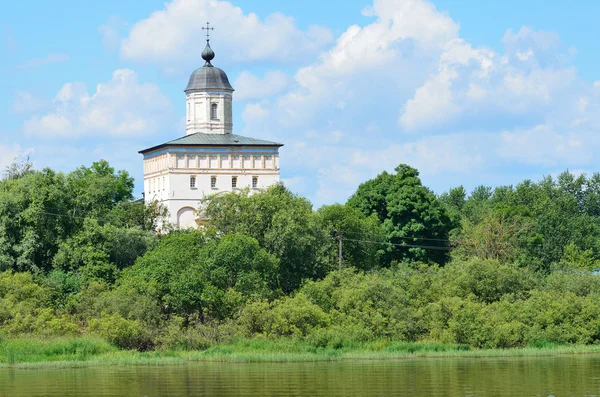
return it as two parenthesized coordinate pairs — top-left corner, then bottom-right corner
(449, 171), (600, 271)
(347, 165), (454, 265)
(2, 157), (34, 181)
(314, 204), (384, 270)
(53, 218), (157, 284)
(3, 159), (600, 354)
(453, 212), (534, 262)
(0, 160), (157, 274)
(202, 184), (328, 292)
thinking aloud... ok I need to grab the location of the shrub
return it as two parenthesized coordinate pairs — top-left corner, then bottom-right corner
(88, 313), (152, 350)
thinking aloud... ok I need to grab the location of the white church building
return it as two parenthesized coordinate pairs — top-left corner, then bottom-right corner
(139, 33), (283, 229)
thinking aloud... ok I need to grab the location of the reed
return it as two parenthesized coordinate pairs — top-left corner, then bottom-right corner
(3, 337), (600, 369)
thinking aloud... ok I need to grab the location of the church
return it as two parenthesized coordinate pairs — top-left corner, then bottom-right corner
(139, 31), (283, 229)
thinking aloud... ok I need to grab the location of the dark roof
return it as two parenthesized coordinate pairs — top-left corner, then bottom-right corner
(185, 41), (233, 92)
(185, 65), (234, 92)
(139, 133), (283, 154)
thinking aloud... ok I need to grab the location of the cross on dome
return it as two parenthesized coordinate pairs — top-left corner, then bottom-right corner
(202, 21), (214, 42)
(201, 22), (216, 66)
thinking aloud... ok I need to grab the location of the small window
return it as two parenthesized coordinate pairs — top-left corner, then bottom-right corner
(232, 176), (238, 188)
(190, 176), (196, 188)
(252, 176), (258, 189)
(163, 177), (165, 191)
(211, 176), (217, 188)
(211, 103), (218, 120)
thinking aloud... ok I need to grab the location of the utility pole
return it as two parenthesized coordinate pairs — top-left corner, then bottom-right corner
(337, 231), (343, 271)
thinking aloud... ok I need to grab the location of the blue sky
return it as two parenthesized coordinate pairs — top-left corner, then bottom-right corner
(2, 0), (600, 206)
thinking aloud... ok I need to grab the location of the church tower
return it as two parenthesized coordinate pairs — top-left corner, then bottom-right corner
(139, 24), (283, 230)
(184, 39), (234, 135)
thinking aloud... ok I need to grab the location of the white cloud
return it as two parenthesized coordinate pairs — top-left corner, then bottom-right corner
(0, 144), (34, 175)
(23, 69), (173, 137)
(99, 15), (128, 50)
(233, 71), (290, 101)
(237, 0), (600, 205)
(11, 92), (47, 114)
(15, 53), (69, 69)
(498, 125), (595, 166)
(119, 0), (333, 72)
(399, 27), (579, 132)
(284, 132), (485, 206)
(242, 103), (270, 123)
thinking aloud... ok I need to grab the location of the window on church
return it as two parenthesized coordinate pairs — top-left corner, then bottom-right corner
(211, 103), (218, 120)
(190, 176), (196, 188)
(232, 176), (238, 189)
(211, 176), (217, 188)
(252, 176), (258, 189)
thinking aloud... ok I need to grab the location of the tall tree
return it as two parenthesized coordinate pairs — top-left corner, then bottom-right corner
(315, 204), (384, 270)
(202, 184), (327, 292)
(347, 165), (454, 265)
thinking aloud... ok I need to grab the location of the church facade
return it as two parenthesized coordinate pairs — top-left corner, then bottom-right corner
(139, 37), (283, 229)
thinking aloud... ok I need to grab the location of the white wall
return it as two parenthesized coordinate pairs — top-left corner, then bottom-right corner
(144, 149), (280, 229)
(185, 91), (233, 135)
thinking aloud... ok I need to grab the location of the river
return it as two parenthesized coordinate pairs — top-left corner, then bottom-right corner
(1, 355), (599, 396)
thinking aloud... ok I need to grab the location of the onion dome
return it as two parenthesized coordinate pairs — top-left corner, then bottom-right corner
(185, 41), (234, 93)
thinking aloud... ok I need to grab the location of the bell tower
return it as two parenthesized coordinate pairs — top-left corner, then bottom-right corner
(184, 23), (234, 135)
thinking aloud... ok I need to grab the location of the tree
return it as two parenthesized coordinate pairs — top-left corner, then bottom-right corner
(118, 231), (278, 322)
(66, 160), (134, 220)
(202, 185), (328, 292)
(3, 157), (34, 180)
(53, 218), (157, 284)
(347, 165), (453, 265)
(315, 204), (384, 270)
(453, 212), (534, 262)
(0, 159), (148, 274)
(0, 169), (73, 272)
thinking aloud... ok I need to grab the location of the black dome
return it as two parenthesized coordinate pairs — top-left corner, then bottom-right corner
(185, 66), (234, 92)
(185, 41), (234, 92)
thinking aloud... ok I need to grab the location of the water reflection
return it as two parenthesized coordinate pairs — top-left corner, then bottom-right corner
(1, 355), (599, 397)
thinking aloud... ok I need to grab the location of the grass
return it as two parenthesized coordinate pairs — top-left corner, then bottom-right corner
(2, 337), (600, 369)
(0, 337), (116, 365)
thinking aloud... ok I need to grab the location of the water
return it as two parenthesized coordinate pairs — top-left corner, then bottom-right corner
(1, 355), (600, 396)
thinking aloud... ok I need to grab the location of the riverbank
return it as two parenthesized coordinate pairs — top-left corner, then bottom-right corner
(2, 337), (600, 369)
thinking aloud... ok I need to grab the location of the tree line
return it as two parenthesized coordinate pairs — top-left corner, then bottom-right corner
(1, 159), (600, 350)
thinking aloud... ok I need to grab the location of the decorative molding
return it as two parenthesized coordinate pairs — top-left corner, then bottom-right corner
(143, 147), (279, 159)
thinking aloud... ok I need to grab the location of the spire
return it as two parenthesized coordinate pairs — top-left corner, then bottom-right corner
(201, 22), (215, 67)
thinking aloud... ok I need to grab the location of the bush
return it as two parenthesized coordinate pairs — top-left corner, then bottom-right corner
(88, 313), (152, 350)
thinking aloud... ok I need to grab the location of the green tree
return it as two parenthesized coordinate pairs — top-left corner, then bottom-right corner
(202, 184), (327, 292)
(65, 160), (134, 220)
(53, 218), (157, 283)
(347, 165), (453, 264)
(0, 169), (73, 271)
(315, 204), (384, 270)
(200, 233), (279, 299)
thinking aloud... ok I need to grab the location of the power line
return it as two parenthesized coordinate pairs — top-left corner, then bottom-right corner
(336, 236), (452, 251)
(337, 229), (451, 243)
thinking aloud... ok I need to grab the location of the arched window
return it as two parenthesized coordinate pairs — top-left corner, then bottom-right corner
(190, 176), (197, 188)
(211, 103), (218, 120)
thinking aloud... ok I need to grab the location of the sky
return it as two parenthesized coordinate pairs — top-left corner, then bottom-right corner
(2, 0), (600, 206)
